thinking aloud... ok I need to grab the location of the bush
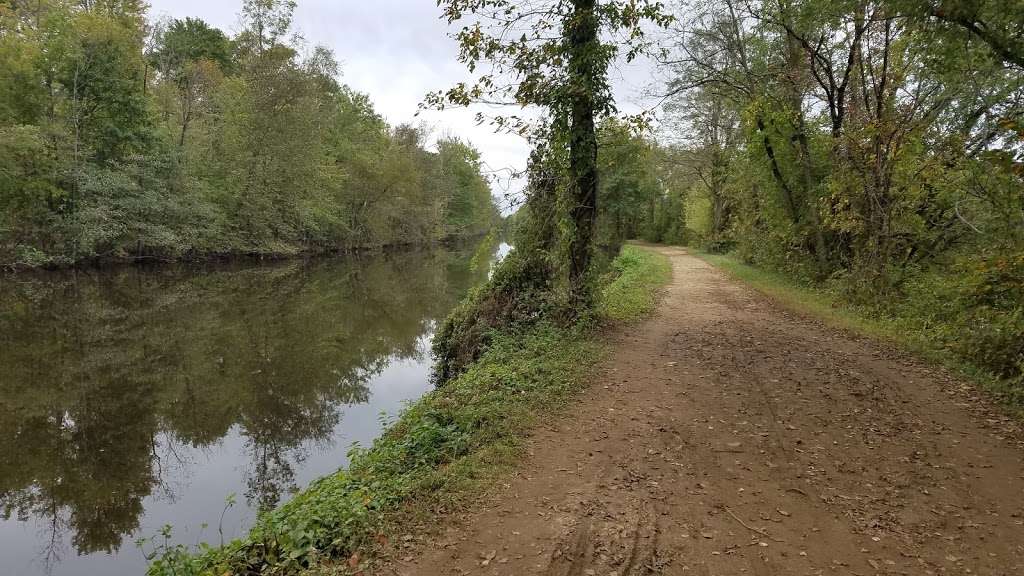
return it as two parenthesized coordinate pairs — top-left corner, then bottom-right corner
(431, 249), (554, 384)
(954, 249), (1024, 392)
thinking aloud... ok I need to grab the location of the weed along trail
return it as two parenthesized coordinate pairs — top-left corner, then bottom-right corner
(388, 246), (1024, 576)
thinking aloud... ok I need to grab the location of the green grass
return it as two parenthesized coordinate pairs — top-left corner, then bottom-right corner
(695, 251), (1020, 414)
(599, 245), (672, 321)
(145, 245), (672, 576)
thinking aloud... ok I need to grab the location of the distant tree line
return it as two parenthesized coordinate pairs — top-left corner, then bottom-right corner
(0, 0), (500, 268)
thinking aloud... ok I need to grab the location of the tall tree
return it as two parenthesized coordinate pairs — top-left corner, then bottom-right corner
(150, 17), (231, 147)
(431, 0), (671, 308)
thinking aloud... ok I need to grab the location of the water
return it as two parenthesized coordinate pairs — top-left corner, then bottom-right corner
(0, 242), (506, 576)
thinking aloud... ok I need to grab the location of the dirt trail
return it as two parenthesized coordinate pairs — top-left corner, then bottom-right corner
(386, 246), (1024, 576)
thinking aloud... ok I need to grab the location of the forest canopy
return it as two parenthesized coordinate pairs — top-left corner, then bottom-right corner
(0, 0), (500, 268)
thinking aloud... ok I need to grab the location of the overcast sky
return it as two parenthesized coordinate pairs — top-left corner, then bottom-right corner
(146, 0), (660, 211)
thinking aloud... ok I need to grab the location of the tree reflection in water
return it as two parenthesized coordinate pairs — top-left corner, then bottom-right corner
(0, 241), (495, 573)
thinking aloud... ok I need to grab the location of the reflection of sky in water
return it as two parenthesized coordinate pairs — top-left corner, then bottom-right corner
(0, 243), (495, 576)
(490, 243), (513, 278)
(0, 354), (432, 576)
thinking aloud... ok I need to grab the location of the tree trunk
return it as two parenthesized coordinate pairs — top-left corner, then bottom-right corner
(566, 0), (600, 310)
(782, 25), (830, 272)
(794, 127), (830, 271)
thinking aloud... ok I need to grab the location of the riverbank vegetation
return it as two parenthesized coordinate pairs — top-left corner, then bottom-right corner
(145, 245), (670, 576)
(0, 0), (499, 269)
(657, 0), (1023, 400)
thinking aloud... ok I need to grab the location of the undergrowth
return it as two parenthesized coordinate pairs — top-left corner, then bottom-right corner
(145, 245), (671, 576)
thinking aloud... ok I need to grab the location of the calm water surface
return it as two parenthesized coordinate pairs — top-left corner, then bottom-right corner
(0, 243), (506, 576)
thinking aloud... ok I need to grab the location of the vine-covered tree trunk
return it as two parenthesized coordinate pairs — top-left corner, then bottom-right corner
(566, 0), (600, 309)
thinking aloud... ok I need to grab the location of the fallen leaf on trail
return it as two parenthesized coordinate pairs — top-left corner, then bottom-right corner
(777, 509), (791, 517)
(701, 531), (714, 539)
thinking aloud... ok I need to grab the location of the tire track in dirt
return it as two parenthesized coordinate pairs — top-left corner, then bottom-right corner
(382, 246), (1024, 576)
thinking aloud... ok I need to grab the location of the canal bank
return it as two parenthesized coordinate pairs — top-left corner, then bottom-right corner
(0, 241), (505, 576)
(144, 245), (672, 575)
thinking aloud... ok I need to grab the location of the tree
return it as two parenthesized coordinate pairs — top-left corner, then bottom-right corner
(62, 11), (150, 167)
(150, 17), (231, 147)
(437, 137), (500, 237)
(657, 0), (1023, 384)
(901, 0), (1024, 69)
(596, 118), (660, 244)
(237, 0), (297, 57)
(0, 0), (500, 268)
(431, 0), (671, 309)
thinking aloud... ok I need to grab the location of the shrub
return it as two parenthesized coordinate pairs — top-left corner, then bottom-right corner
(430, 249), (555, 384)
(954, 249), (1024, 393)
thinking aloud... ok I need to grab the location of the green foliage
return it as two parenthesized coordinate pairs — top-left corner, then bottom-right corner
(596, 119), (659, 245)
(432, 0), (673, 311)
(61, 10), (151, 164)
(0, 125), (66, 263)
(0, 0), (499, 269)
(151, 17), (232, 76)
(429, 0), (671, 132)
(0, 15), (47, 125)
(144, 245), (671, 575)
(431, 249), (556, 385)
(954, 250), (1024, 391)
(437, 137), (501, 237)
(662, 0), (1023, 386)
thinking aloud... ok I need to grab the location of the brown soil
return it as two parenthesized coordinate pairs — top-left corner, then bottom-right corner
(383, 246), (1024, 576)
